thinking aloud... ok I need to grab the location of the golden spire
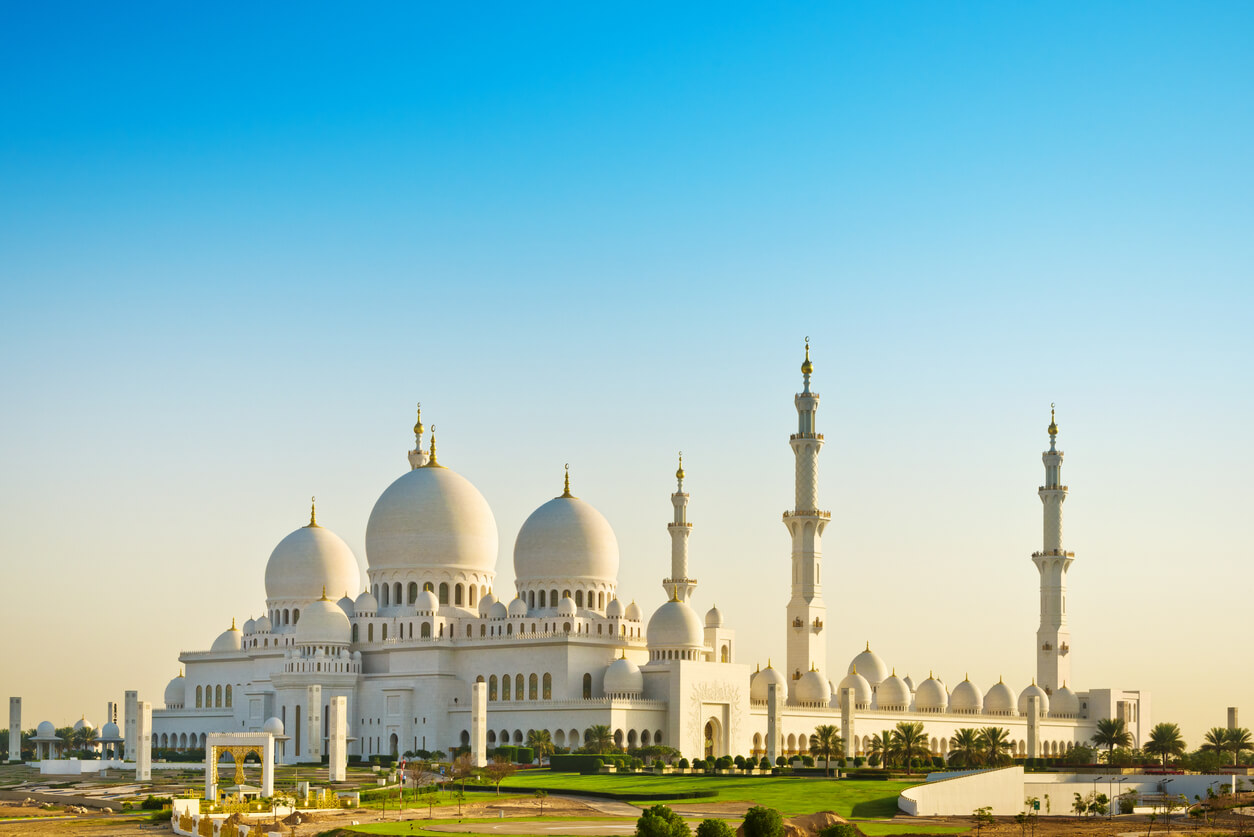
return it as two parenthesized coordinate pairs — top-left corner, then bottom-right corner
(620, 648), (627, 660)
(231, 617), (236, 630)
(669, 587), (679, 602)
(424, 426), (446, 468)
(561, 463), (574, 498)
(865, 640), (870, 651)
(965, 672), (969, 682)
(801, 336), (813, 375)
(756, 662), (761, 673)
(851, 663), (858, 675)
(307, 496), (319, 527)
(413, 402), (424, 443)
(767, 658), (772, 669)
(178, 667), (183, 678)
(676, 451), (685, 482)
(1048, 403), (1058, 436)
(320, 586), (329, 601)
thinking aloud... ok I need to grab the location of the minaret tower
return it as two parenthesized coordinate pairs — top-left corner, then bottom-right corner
(407, 403), (429, 469)
(1032, 405), (1073, 694)
(663, 453), (697, 602)
(784, 339), (829, 700)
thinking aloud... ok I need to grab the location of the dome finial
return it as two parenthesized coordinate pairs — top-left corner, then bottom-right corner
(413, 402), (424, 443)
(851, 663), (857, 675)
(865, 640), (870, 651)
(676, 451), (685, 483)
(320, 586), (329, 601)
(425, 425), (446, 468)
(231, 617), (236, 630)
(308, 496), (319, 527)
(178, 667), (183, 677)
(1048, 403), (1058, 437)
(801, 336), (813, 375)
(561, 463), (574, 498)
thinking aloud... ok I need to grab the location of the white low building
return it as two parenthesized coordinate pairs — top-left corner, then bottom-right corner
(151, 345), (1148, 763)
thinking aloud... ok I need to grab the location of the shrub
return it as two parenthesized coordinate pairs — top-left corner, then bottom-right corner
(741, 806), (784, 837)
(516, 747), (535, 764)
(692, 758), (704, 770)
(716, 756), (734, 770)
(678, 758), (690, 769)
(800, 755), (814, 767)
(775, 756), (787, 767)
(140, 795), (171, 811)
(853, 757), (864, 767)
(818, 825), (859, 837)
(636, 804), (691, 837)
(696, 819), (736, 837)
(759, 757), (771, 770)
(733, 755), (745, 768)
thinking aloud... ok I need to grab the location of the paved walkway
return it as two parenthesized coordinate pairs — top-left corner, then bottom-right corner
(553, 795), (641, 817)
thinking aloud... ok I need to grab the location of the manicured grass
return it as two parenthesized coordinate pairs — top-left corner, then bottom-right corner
(347, 822), (965, 837)
(495, 770), (917, 817)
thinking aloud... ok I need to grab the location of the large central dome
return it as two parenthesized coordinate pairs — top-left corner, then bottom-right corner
(366, 466), (499, 574)
(514, 494), (619, 586)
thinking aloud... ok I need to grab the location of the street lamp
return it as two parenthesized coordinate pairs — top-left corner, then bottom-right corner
(1111, 776), (1127, 818)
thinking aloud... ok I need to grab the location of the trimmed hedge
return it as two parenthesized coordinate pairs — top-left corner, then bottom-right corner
(549, 753), (632, 773)
(483, 783), (717, 801)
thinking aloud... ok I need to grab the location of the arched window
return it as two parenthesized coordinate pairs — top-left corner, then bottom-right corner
(516, 674), (524, 698)
(721, 645), (730, 663)
(195, 686), (202, 708)
(215, 685), (222, 707)
(439, 583), (449, 605)
(408, 582), (418, 604)
(543, 673), (552, 700)
(550, 588), (558, 606)
(489, 675), (498, 701)
(382, 623), (388, 641)
(575, 590), (584, 607)
(502, 675), (511, 701)
(382, 585), (390, 607)
(466, 624), (472, 637)
(225, 685), (232, 707)
(529, 590), (535, 609)
(563, 622), (571, 633)
(529, 673), (538, 700)
(439, 623), (444, 637)
(455, 583), (464, 605)
(293, 608), (300, 624)
(582, 673), (592, 699)
(368, 623), (374, 642)
(421, 622), (431, 638)
(469, 585), (477, 607)
(479, 624), (486, 637)
(539, 590), (547, 608)
(507, 624), (513, 636)
(598, 591), (605, 609)
(394, 582), (402, 606)
(283, 608), (290, 625)
(597, 624), (603, 635)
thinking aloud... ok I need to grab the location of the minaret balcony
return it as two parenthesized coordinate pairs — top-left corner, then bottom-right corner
(783, 509), (832, 520)
(1038, 485), (1069, 491)
(667, 522), (693, 529)
(789, 433), (825, 441)
(1032, 549), (1075, 558)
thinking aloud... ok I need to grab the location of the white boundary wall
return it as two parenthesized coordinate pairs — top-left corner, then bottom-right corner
(900, 766), (1025, 816)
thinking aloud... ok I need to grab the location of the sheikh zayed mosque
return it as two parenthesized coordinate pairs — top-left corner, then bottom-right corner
(146, 344), (1149, 764)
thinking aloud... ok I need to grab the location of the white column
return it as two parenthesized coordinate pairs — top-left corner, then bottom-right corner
(663, 456), (697, 602)
(840, 688), (855, 759)
(261, 736), (275, 796)
(8, 698), (20, 762)
(1229, 707), (1240, 731)
(123, 691), (138, 761)
(306, 686), (323, 763)
(1027, 696), (1041, 758)
(135, 701), (152, 781)
(766, 683), (782, 764)
(1033, 409), (1073, 694)
(471, 681), (487, 768)
(328, 696), (347, 781)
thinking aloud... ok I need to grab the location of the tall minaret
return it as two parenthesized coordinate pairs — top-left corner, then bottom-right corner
(663, 453), (696, 602)
(1032, 405), (1073, 694)
(784, 339), (829, 700)
(407, 403), (429, 469)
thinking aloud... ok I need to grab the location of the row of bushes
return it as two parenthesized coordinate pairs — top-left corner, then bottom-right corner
(491, 745), (535, 764)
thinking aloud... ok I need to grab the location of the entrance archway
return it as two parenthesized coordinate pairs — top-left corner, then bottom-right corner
(389, 733), (399, 758)
(703, 718), (723, 759)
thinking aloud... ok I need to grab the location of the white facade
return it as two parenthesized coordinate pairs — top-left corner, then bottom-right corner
(151, 349), (1147, 763)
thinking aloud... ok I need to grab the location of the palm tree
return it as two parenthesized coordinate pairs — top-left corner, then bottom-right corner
(526, 729), (554, 763)
(948, 728), (986, 769)
(1090, 718), (1132, 763)
(978, 727), (1013, 767)
(1143, 723), (1186, 766)
(809, 725), (843, 777)
(583, 725), (615, 754)
(868, 731), (894, 768)
(891, 722), (932, 775)
(1226, 728), (1254, 767)
(1201, 727), (1230, 763)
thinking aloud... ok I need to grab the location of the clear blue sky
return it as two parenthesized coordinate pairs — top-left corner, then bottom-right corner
(1, 3), (1251, 745)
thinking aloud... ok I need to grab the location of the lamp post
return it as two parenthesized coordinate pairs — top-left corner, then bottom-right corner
(1093, 776), (1102, 817)
(1111, 776), (1127, 818)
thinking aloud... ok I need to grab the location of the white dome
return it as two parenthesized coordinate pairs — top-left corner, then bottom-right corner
(211, 622), (242, 653)
(1018, 682), (1050, 716)
(508, 595), (529, 617)
(263, 716), (284, 736)
(903, 674), (916, 693)
(366, 466), (499, 574)
(489, 601), (508, 620)
(73, 717), (93, 732)
(243, 617), (256, 634)
(415, 589), (439, 613)
(796, 669), (832, 705)
(35, 721), (57, 739)
(478, 591), (498, 617)
(849, 644), (889, 686)
(355, 589), (378, 614)
(750, 664), (788, 702)
(949, 677), (983, 713)
(99, 722), (121, 740)
(265, 523), (361, 603)
(606, 598), (624, 618)
(255, 614), (272, 633)
(294, 595), (352, 645)
(984, 679), (1016, 714)
(647, 600), (704, 649)
(164, 673), (186, 708)
(876, 672), (910, 710)
(513, 494), (619, 586)
(836, 668), (873, 706)
(705, 605), (723, 628)
(914, 675), (946, 711)
(1051, 684), (1080, 717)
(336, 595), (355, 617)
(625, 600), (643, 621)
(604, 656), (643, 694)
(556, 596), (577, 616)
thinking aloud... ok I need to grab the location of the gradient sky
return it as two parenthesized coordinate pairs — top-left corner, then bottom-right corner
(1, 3), (1251, 747)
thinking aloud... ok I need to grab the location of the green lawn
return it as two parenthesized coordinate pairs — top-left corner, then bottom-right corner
(348, 821), (964, 837)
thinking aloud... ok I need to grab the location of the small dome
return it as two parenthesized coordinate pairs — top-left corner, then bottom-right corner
(625, 600), (643, 621)
(876, 672), (910, 710)
(604, 656), (643, 695)
(255, 614), (272, 633)
(750, 664), (788, 702)
(355, 589), (379, 614)
(508, 595), (529, 617)
(415, 589), (439, 613)
(914, 674), (946, 712)
(35, 721), (57, 739)
(265, 522), (361, 603)
(949, 677), (983, 713)
(99, 721), (121, 740)
(337, 595), (355, 617)
(489, 601), (508, 620)
(211, 621), (243, 653)
(243, 617), (256, 634)
(1051, 683), (1080, 717)
(514, 494), (619, 587)
(606, 598), (624, 618)
(556, 596), (577, 617)
(796, 668), (832, 705)
(164, 672), (186, 708)
(836, 667), (873, 706)
(263, 716), (284, 736)
(903, 674), (916, 693)
(849, 643), (889, 686)
(647, 599), (705, 650)
(705, 605), (723, 628)
(478, 591), (498, 617)
(1018, 682), (1050, 716)
(294, 595), (352, 645)
(984, 678), (1015, 714)
(73, 717), (94, 732)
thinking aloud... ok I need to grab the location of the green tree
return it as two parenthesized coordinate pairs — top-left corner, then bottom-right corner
(978, 727), (1014, 767)
(817, 825), (859, 837)
(891, 722), (931, 775)
(868, 731), (893, 768)
(527, 729), (554, 763)
(1090, 718), (1132, 762)
(809, 725), (843, 777)
(741, 806), (784, 837)
(1144, 723), (1186, 766)
(584, 725), (615, 754)
(1201, 727), (1230, 763)
(948, 728), (985, 768)
(1226, 728), (1254, 766)
(971, 806), (994, 835)
(636, 804), (690, 837)
(482, 756), (516, 793)
(696, 819), (735, 837)
(534, 789), (547, 815)
(449, 752), (477, 794)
